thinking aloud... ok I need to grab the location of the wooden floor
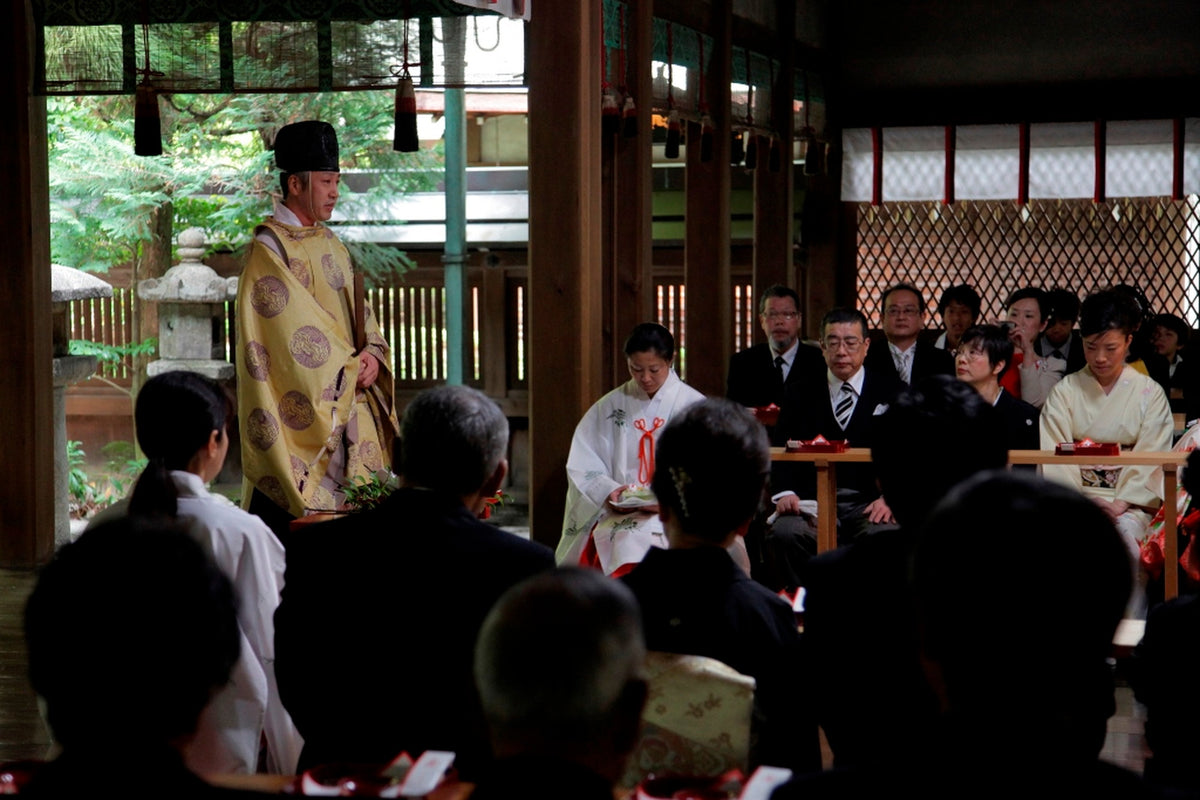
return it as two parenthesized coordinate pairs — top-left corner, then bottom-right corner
(0, 566), (1149, 776)
(0, 568), (52, 763)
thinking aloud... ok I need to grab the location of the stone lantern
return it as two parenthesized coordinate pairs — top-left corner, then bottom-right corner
(138, 227), (238, 380)
(51, 265), (112, 546)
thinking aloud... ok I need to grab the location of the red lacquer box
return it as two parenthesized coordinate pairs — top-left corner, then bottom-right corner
(1054, 438), (1121, 457)
(785, 435), (848, 453)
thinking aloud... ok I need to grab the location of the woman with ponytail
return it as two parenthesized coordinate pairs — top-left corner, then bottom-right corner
(90, 370), (302, 776)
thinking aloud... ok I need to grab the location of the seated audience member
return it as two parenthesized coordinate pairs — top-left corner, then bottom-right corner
(1001, 286), (1060, 407)
(1112, 283), (1171, 393)
(933, 284), (981, 354)
(1151, 312), (1189, 412)
(89, 371), (300, 775)
(1041, 289), (1173, 619)
(799, 376), (1007, 772)
(1037, 287), (1086, 376)
(274, 385), (554, 776)
(955, 324), (1040, 453)
(621, 398), (820, 773)
(23, 519), (260, 798)
(1130, 450), (1200, 791)
(864, 283), (955, 385)
(776, 472), (1144, 798)
(472, 569), (647, 800)
(726, 285), (825, 421)
(766, 308), (901, 589)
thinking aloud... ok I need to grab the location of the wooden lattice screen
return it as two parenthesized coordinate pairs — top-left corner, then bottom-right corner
(856, 197), (1200, 328)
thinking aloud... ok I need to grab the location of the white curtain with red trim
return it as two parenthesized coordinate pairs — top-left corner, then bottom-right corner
(842, 118), (1200, 202)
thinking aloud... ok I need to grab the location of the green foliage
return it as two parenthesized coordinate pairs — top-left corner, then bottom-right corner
(48, 89), (442, 278)
(102, 441), (148, 499)
(341, 469), (400, 511)
(68, 337), (158, 364)
(67, 440), (91, 504)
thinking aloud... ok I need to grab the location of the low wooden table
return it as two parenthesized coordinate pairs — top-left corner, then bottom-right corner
(771, 447), (1189, 599)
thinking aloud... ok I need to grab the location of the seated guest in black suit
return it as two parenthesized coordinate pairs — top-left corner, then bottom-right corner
(798, 377), (1007, 773)
(621, 398), (820, 773)
(775, 471), (1146, 797)
(933, 284), (980, 354)
(1037, 287), (1086, 377)
(955, 324), (1040, 453)
(1151, 312), (1189, 414)
(274, 385), (555, 776)
(23, 519), (258, 798)
(864, 283), (955, 387)
(472, 569), (647, 800)
(765, 307), (901, 589)
(726, 285), (824, 424)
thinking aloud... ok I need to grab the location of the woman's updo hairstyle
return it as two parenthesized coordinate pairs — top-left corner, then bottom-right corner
(128, 371), (233, 519)
(624, 322), (675, 362)
(651, 398), (770, 543)
(1078, 289), (1140, 339)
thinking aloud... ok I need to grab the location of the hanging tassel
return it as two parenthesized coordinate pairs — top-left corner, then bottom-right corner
(393, 75), (419, 152)
(745, 134), (758, 170)
(602, 88), (620, 138)
(134, 83), (162, 157)
(664, 109), (681, 159)
(699, 113), (714, 163)
(768, 137), (782, 172)
(731, 131), (744, 165)
(622, 95), (638, 138)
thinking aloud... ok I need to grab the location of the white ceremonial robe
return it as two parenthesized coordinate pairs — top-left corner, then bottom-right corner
(557, 371), (705, 575)
(89, 472), (303, 775)
(1040, 365), (1173, 617)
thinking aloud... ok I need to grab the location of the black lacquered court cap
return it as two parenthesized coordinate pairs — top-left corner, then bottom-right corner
(274, 120), (340, 173)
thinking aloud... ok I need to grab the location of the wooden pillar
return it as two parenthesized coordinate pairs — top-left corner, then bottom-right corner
(1, 0), (55, 567)
(683, 4), (732, 396)
(610, 0), (655, 386)
(527, 0), (604, 548)
(752, 0), (797, 299)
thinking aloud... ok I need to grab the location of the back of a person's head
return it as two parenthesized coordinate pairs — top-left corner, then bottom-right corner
(399, 384), (508, 496)
(475, 568), (646, 753)
(650, 398), (770, 543)
(25, 518), (239, 750)
(914, 471), (1130, 716)
(129, 371), (233, 518)
(871, 375), (1007, 527)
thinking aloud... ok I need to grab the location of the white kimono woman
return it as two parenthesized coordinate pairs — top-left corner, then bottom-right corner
(558, 368), (705, 576)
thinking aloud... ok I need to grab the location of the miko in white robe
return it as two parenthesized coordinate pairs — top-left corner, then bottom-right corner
(89, 472), (303, 775)
(1040, 364), (1173, 617)
(557, 370), (705, 576)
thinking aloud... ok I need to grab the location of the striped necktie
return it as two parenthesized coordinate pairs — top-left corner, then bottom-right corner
(835, 382), (856, 429)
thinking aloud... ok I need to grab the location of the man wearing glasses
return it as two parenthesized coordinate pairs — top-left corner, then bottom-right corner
(763, 307), (902, 590)
(865, 283), (955, 387)
(726, 285), (825, 432)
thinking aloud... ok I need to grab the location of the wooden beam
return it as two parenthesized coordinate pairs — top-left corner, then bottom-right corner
(0, 0), (54, 567)
(610, 0), (655, 385)
(527, 0), (604, 549)
(751, 0), (797, 297)
(683, 1), (732, 396)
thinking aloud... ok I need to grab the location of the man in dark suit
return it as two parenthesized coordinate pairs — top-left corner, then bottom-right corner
(763, 307), (901, 589)
(274, 385), (555, 776)
(472, 569), (647, 800)
(864, 283), (955, 387)
(955, 324), (1040, 454)
(725, 285), (824, 420)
